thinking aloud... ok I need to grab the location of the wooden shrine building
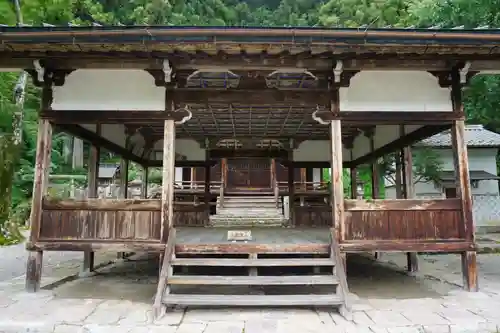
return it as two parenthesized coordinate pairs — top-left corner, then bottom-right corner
(0, 25), (497, 317)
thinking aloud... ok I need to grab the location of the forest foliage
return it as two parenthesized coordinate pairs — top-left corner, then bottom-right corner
(1, 0), (500, 243)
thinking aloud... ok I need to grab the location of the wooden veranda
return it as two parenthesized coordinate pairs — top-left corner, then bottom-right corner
(1, 25), (496, 317)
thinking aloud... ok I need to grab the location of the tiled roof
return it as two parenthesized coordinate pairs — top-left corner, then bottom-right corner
(439, 170), (500, 181)
(418, 125), (500, 148)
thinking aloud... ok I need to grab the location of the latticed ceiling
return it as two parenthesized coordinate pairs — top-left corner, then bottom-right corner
(129, 69), (367, 147)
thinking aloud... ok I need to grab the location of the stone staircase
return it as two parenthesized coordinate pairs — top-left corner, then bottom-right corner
(209, 196), (287, 227)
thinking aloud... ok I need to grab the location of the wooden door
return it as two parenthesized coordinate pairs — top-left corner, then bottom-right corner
(227, 158), (271, 189)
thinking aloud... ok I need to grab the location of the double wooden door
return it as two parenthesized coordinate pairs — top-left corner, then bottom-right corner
(227, 158), (271, 189)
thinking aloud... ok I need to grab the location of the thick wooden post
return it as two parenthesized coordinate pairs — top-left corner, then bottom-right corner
(330, 120), (345, 242)
(26, 119), (52, 292)
(117, 158), (129, 260)
(300, 168), (306, 190)
(141, 166), (148, 198)
(402, 141), (419, 273)
(395, 150), (403, 199)
(349, 168), (357, 199)
(204, 162), (211, 205)
(270, 158), (276, 187)
(288, 159), (295, 225)
(161, 120), (176, 243)
(82, 124), (100, 276)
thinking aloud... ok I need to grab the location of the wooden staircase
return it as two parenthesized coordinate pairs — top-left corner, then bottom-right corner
(153, 228), (351, 319)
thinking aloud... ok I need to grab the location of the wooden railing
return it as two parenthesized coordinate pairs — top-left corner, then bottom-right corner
(276, 181), (329, 194)
(293, 199), (464, 242)
(38, 198), (209, 242)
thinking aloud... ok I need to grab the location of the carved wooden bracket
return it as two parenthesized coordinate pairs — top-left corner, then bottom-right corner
(363, 127), (375, 139)
(343, 136), (355, 150)
(144, 59), (175, 87)
(331, 70), (360, 88)
(429, 67), (478, 88)
(26, 67), (75, 87)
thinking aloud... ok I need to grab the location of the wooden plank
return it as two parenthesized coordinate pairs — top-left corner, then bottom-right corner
(167, 275), (339, 285)
(175, 243), (330, 254)
(41, 110), (191, 124)
(340, 240), (473, 252)
(163, 294), (343, 306)
(42, 198), (162, 211)
(27, 241), (164, 252)
(344, 199), (461, 211)
(171, 258), (334, 266)
(153, 227), (176, 318)
(314, 111), (462, 125)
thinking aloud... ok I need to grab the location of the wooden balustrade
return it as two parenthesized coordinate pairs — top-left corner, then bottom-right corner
(38, 198), (209, 243)
(293, 199), (464, 243)
(276, 181), (329, 195)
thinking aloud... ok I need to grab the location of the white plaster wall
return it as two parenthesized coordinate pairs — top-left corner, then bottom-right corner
(52, 69), (165, 111)
(80, 124), (127, 148)
(153, 138), (206, 161)
(313, 168), (321, 183)
(351, 125), (424, 160)
(293, 140), (350, 162)
(340, 71), (452, 112)
(175, 168), (183, 185)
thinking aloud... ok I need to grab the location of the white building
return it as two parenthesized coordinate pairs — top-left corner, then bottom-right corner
(386, 125), (500, 233)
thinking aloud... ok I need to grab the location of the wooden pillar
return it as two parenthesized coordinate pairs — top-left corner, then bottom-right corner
(82, 124), (100, 276)
(330, 120), (345, 241)
(395, 150), (404, 199)
(221, 158), (228, 186)
(402, 141), (419, 273)
(349, 168), (357, 199)
(288, 159), (295, 225)
(161, 119), (176, 243)
(450, 68), (477, 291)
(204, 161), (211, 205)
(270, 158), (276, 187)
(300, 167), (306, 190)
(117, 158), (129, 260)
(141, 166), (148, 198)
(26, 119), (52, 292)
(190, 167), (195, 188)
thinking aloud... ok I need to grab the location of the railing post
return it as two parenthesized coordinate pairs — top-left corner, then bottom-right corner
(26, 117), (52, 292)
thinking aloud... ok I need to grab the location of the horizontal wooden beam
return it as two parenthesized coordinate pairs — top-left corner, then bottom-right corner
(172, 89), (330, 106)
(344, 199), (461, 211)
(281, 161), (330, 168)
(42, 198), (206, 211)
(42, 110), (191, 124)
(340, 241), (473, 252)
(2, 53), (493, 71)
(208, 149), (289, 159)
(56, 124), (147, 165)
(27, 241), (165, 252)
(314, 111), (463, 125)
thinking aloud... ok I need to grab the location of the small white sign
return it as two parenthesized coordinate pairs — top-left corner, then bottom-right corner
(227, 230), (252, 241)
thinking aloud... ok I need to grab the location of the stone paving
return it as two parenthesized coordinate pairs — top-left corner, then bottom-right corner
(1, 252), (500, 332)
